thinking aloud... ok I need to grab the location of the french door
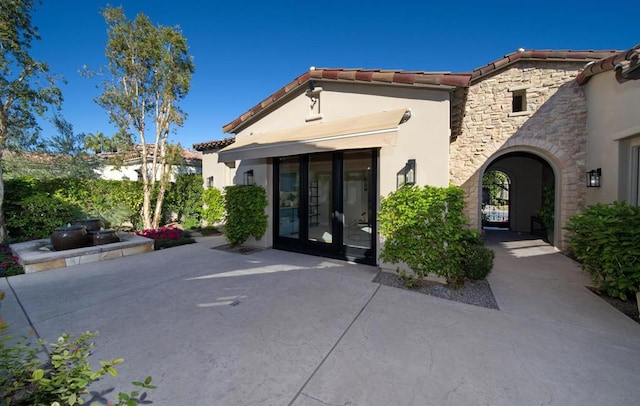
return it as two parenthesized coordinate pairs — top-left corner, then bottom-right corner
(274, 149), (377, 264)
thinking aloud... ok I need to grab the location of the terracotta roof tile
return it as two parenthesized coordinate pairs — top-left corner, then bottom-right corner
(471, 49), (620, 83)
(337, 70), (357, 80)
(221, 68), (472, 134)
(192, 136), (236, 152)
(354, 70), (374, 81)
(576, 44), (640, 84)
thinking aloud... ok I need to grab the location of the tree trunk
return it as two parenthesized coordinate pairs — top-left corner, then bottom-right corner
(152, 169), (168, 228)
(0, 148), (7, 243)
(151, 139), (169, 229)
(140, 143), (153, 230)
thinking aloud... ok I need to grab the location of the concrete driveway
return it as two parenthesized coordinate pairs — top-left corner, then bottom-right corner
(2, 232), (640, 405)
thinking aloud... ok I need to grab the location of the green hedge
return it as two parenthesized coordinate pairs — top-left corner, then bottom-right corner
(163, 174), (203, 229)
(379, 185), (469, 285)
(223, 185), (267, 246)
(5, 177), (144, 241)
(566, 201), (640, 300)
(202, 187), (224, 226)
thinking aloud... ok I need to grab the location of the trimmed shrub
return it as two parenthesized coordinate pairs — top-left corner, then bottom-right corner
(378, 185), (468, 285)
(566, 201), (640, 300)
(463, 244), (495, 280)
(224, 185), (268, 246)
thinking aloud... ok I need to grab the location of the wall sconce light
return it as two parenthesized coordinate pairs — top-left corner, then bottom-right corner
(405, 159), (416, 185)
(586, 168), (601, 188)
(243, 169), (254, 185)
(396, 159), (417, 189)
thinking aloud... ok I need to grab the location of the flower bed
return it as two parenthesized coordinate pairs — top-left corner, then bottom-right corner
(0, 244), (24, 276)
(134, 226), (195, 250)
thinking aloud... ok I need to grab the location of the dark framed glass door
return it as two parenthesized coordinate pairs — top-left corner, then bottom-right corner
(273, 149), (377, 264)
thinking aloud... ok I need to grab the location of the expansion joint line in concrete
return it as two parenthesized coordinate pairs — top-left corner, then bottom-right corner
(287, 283), (382, 406)
(5, 277), (49, 355)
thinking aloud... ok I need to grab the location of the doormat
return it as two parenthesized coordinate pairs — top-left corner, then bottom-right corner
(212, 244), (262, 255)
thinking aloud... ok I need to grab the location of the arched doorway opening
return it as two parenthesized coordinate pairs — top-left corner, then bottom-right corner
(481, 151), (556, 244)
(482, 170), (511, 229)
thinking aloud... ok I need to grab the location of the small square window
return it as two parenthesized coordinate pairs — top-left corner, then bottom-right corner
(206, 176), (214, 188)
(512, 89), (527, 113)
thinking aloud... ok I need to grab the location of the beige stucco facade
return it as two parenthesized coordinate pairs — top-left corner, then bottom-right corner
(221, 81), (453, 254)
(200, 151), (236, 190)
(584, 70), (640, 205)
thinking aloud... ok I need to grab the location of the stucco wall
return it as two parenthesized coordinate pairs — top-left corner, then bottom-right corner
(96, 162), (201, 182)
(231, 81), (452, 249)
(450, 61), (589, 249)
(201, 150), (235, 189)
(584, 70), (640, 205)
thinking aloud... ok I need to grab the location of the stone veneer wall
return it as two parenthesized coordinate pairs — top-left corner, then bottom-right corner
(450, 61), (589, 250)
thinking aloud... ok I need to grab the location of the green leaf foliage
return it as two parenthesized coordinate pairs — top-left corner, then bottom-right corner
(0, 0), (64, 243)
(461, 233), (495, 280)
(163, 174), (203, 228)
(4, 177), (146, 241)
(379, 185), (468, 285)
(566, 201), (640, 300)
(202, 187), (225, 225)
(0, 326), (155, 406)
(95, 5), (195, 230)
(224, 185), (268, 246)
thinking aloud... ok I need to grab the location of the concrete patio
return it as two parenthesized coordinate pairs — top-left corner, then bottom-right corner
(1, 232), (639, 405)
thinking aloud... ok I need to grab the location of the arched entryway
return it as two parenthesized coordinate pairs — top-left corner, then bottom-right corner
(482, 170), (511, 229)
(480, 151), (556, 244)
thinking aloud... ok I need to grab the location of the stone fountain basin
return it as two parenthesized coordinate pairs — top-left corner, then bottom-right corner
(10, 232), (154, 273)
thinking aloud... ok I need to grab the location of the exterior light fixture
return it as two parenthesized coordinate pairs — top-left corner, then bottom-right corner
(405, 159), (416, 185)
(396, 159), (417, 189)
(244, 169), (254, 185)
(586, 168), (601, 188)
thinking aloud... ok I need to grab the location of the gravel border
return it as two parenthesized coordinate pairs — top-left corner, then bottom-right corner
(373, 271), (499, 310)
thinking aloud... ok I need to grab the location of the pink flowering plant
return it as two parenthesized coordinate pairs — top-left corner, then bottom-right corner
(134, 225), (195, 249)
(0, 244), (24, 277)
(135, 226), (184, 241)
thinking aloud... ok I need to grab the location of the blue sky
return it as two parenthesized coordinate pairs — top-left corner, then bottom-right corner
(31, 0), (637, 150)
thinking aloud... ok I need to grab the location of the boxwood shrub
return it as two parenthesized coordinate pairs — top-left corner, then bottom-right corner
(566, 201), (640, 300)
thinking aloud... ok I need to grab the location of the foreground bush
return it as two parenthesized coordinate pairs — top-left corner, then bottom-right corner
(379, 185), (468, 285)
(0, 327), (155, 405)
(566, 201), (640, 300)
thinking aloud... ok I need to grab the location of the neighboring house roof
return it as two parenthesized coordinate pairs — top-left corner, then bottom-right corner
(213, 48), (623, 144)
(99, 145), (202, 165)
(192, 136), (236, 152)
(576, 44), (640, 84)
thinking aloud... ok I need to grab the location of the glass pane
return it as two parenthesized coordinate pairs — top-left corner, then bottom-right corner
(278, 157), (299, 239)
(308, 153), (333, 244)
(343, 150), (373, 249)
